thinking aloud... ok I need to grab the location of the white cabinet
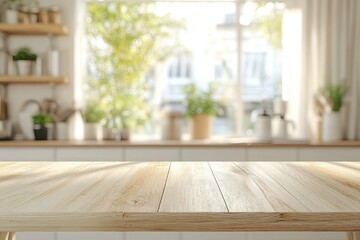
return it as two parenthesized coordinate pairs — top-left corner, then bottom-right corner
(183, 232), (247, 240)
(248, 232), (345, 240)
(0, 148), (55, 161)
(56, 147), (123, 161)
(181, 147), (246, 161)
(298, 147), (360, 161)
(16, 232), (55, 240)
(57, 232), (122, 240)
(125, 232), (179, 240)
(124, 147), (180, 161)
(247, 147), (297, 161)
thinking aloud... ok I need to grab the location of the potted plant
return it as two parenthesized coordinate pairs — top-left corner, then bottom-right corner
(83, 102), (104, 140)
(13, 47), (37, 76)
(2, 0), (22, 24)
(319, 82), (347, 142)
(183, 83), (221, 139)
(32, 113), (52, 141)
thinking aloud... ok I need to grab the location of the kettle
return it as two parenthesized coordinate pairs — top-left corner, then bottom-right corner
(272, 116), (295, 139)
(254, 109), (272, 141)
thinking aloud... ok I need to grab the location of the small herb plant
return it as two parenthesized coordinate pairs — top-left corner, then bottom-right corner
(183, 82), (222, 118)
(13, 47), (37, 61)
(2, 0), (23, 10)
(84, 103), (105, 123)
(32, 113), (52, 125)
(319, 82), (348, 112)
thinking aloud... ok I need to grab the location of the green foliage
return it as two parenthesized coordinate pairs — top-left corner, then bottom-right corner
(2, 0), (22, 10)
(85, 2), (182, 129)
(32, 113), (52, 125)
(13, 47), (37, 61)
(320, 82), (348, 112)
(253, 3), (283, 50)
(83, 102), (105, 123)
(183, 82), (222, 118)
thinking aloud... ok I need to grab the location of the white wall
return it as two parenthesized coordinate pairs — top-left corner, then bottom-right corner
(0, 0), (80, 132)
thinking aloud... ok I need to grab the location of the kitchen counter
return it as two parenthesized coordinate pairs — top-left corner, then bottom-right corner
(0, 161), (359, 239)
(1, 139), (360, 148)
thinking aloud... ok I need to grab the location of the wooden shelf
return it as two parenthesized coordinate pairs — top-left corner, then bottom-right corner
(0, 76), (68, 84)
(0, 23), (68, 36)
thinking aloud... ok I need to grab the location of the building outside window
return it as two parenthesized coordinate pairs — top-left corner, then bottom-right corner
(84, 1), (284, 138)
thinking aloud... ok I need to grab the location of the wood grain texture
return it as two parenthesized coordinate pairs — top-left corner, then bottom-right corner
(159, 162), (227, 212)
(348, 232), (360, 240)
(0, 23), (68, 35)
(0, 162), (359, 231)
(0, 76), (68, 84)
(0, 232), (15, 240)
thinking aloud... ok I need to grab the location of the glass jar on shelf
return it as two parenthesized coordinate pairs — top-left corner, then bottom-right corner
(48, 6), (62, 24)
(18, 6), (30, 24)
(38, 8), (49, 23)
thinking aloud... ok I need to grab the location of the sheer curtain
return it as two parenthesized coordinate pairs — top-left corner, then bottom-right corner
(283, 0), (360, 140)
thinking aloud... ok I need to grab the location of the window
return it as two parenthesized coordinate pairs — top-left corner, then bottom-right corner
(84, 1), (284, 138)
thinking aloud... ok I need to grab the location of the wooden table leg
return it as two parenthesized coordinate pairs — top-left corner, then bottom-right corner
(0, 232), (15, 240)
(347, 232), (360, 240)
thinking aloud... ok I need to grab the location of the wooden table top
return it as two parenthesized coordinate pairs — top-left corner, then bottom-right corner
(0, 162), (359, 232)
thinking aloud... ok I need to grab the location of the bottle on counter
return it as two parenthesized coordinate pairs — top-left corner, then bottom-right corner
(46, 48), (60, 76)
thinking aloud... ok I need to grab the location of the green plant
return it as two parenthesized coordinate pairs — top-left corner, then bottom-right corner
(32, 113), (52, 125)
(13, 47), (37, 61)
(253, 2), (283, 50)
(319, 82), (348, 112)
(2, 0), (23, 10)
(85, 2), (182, 130)
(84, 102), (105, 123)
(183, 82), (222, 118)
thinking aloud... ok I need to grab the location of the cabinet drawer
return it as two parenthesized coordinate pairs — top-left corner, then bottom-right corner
(17, 232), (55, 240)
(57, 232), (121, 240)
(248, 232), (345, 240)
(298, 147), (360, 161)
(56, 148), (123, 161)
(183, 232), (247, 240)
(0, 148), (55, 161)
(124, 147), (180, 161)
(181, 148), (246, 161)
(126, 232), (179, 240)
(247, 147), (297, 161)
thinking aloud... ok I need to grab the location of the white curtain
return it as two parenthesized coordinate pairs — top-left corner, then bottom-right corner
(283, 0), (360, 140)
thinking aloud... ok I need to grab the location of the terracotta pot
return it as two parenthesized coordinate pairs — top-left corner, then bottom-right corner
(190, 114), (213, 139)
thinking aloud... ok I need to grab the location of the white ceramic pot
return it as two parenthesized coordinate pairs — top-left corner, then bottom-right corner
(322, 111), (342, 142)
(255, 114), (272, 141)
(16, 60), (33, 76)
(56, 122), (70, 140)
(4, 10), (18, 24)
(84, 123), (102, 140)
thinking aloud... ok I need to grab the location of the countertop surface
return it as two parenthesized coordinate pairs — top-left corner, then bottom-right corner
(0, 161), (359, 231)
(1, 139), (360, 147)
